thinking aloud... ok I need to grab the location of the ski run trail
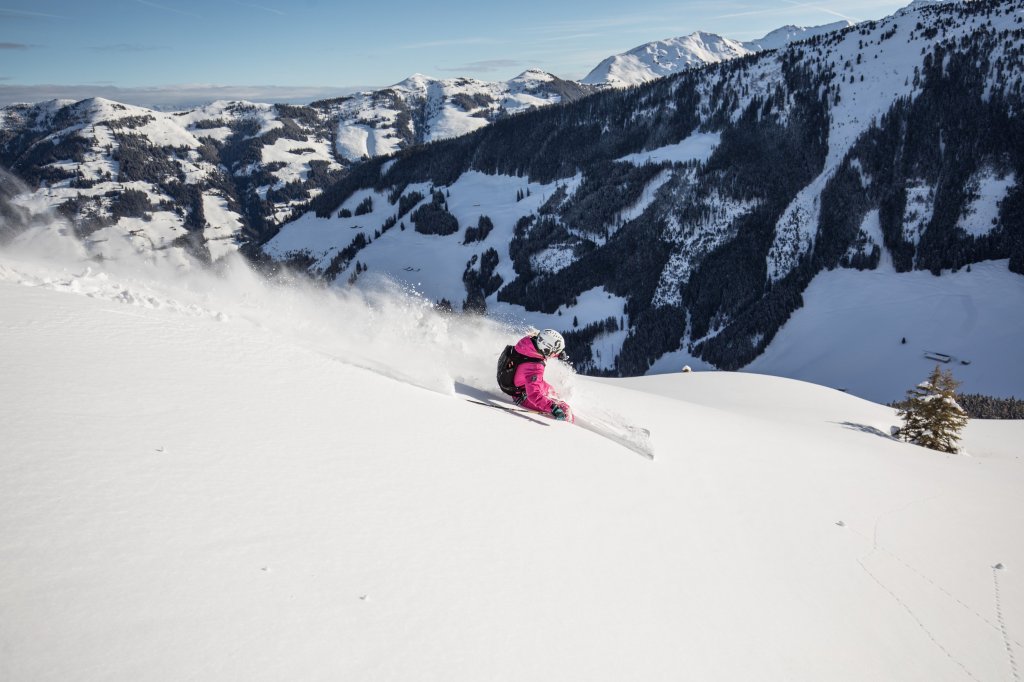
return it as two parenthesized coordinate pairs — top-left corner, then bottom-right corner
(1, 226), (1023, 682)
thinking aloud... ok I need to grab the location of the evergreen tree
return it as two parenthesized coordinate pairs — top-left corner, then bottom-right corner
(354, 196), (373, 216)
(896, 365), (969, 453)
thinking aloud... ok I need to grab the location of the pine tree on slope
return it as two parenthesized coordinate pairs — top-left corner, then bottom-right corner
(897, 365), (969, 454)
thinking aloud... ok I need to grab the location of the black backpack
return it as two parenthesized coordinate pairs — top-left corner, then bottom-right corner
(496, 344), (543, 399)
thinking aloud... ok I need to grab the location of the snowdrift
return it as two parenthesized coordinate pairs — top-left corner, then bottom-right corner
(1, 238), (1022, 682)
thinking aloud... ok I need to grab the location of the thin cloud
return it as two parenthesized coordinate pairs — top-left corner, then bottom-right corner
(133, 0), (203, 19)
(88, 44), (169, 52)
(401, 37), (498, 50)
(228, 0), (285, 15)
(0, 42), (31, 49)
(537, 14), (661, 34)
(782, 0), (859, 22)
(713, 6), (801, 19)
(538, 33), (605, 43)
(437, 59), (525, 73)
(714, 0), (859, 22)
(535, 2), (726, 36)
(0, 7), (64, 19)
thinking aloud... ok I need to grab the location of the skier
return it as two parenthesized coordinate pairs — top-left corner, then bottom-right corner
(496, 329), (574, 422)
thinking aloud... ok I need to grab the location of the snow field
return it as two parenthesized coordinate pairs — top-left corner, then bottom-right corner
(428, 104), (492, 141)
(260, 135), (337, 186)
(202, 195), (245, 262)
(746, 259), (1024, 403)
(767, 166), (834, 282)
(9, 182), (242, 266)
(335, 123), (395, 160)
(958, 168), (1016, 238)
(1, 239), (1022, 681)
(616, 131), (721, 167)
(848, 208), (892, 269)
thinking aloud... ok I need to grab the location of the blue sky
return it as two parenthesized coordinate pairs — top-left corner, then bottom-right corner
(1, 0), (907, 104)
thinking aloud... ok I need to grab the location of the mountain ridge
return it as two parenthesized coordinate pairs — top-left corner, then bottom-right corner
(329, 69), (593, 162)
(580, 20), (857, 87)
(743, 20), (855, 51)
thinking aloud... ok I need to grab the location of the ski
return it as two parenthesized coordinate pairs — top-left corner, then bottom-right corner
(464, 398), (552, 424)
(464, 397), (654, 460)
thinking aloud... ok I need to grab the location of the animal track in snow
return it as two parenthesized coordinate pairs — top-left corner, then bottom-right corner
(992, 563), (1021, 682)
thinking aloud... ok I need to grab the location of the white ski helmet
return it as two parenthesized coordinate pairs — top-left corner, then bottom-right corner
(534, 329), (565, 358)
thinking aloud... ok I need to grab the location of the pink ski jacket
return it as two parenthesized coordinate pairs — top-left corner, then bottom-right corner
(512, 335), (573, 421)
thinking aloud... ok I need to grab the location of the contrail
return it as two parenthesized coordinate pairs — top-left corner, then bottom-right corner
(0, 7), (65, 19)
(133, 0), (203, 20)
(782, 0), (860, 23)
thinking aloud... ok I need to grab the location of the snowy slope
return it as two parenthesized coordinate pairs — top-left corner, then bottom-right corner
(266, 171), (559, 302)
(332, 70), (591, 161)
(760, 1), (1019, 284)
(742, 20), (855, 51)
(581, 32), (752, 87)
(2, 238), (1023, 682)
(0, 97), (344, 263)
(744, 260), (1024, 403)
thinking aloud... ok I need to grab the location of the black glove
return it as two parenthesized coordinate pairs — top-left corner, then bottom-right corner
(551, 404), (566, 421)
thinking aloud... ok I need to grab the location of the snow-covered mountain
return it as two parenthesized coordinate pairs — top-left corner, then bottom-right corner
(0, 97), (346, 264)
(0, 72), (592, 263)
(899, 0), (958, 14)
(2, 0), (1022, 403)
(1, 238), (1022, 681)
(742, 20), (855, 51)
(261, 0), (1024, 398)
(580, 32), (752, 87)
(581, 20), (855, 87)
(330, 70), (593, 161)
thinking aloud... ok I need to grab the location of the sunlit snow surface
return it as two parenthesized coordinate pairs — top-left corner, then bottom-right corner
(333, 71), (568, 161)
(0, 96), (344, 263)
(2, 229), (1023, 682)
(616, 132), (721, 166)
(746, 260), (1024, 403)
(582, 32), (751, 87)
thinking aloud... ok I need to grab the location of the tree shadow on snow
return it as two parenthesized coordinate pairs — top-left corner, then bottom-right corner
(832, 421), (897, 440)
